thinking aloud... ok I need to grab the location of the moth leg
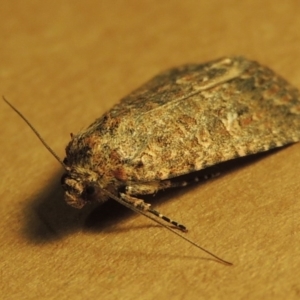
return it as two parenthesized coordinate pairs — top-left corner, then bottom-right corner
(120, 192), (187, 232)
(125, 171), (221, 195)
(121, 172), (221, 231)
(165, 171), (221, 188)
(125, 181), (169, 195)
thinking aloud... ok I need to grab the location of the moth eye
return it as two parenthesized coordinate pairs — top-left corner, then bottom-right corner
(61, 173), (68, 185)
(85, 186), (95, 195)
(63, 157), (68, 164)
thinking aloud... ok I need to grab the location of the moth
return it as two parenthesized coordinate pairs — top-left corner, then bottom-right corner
(5, 56), (300, 265)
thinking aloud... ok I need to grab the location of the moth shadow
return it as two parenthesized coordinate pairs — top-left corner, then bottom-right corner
(24, 170), (155, 243)
(23, 169), (94, 243)
(24, 147), (284, 242)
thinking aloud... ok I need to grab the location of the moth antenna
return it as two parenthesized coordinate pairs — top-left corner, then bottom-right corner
(103, 189), (233, 266)
(3, 96), (65, 167)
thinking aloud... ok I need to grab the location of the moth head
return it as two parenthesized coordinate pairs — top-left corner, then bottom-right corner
(60, 169), (108, 209)
(3, 97), (106, 209)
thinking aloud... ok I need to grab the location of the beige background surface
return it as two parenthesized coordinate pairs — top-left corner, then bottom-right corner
(1, 1), (299, 299)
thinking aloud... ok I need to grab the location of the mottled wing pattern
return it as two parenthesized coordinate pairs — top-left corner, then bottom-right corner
(102, 57), (300, 182)
(110, 57), (249, 116)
